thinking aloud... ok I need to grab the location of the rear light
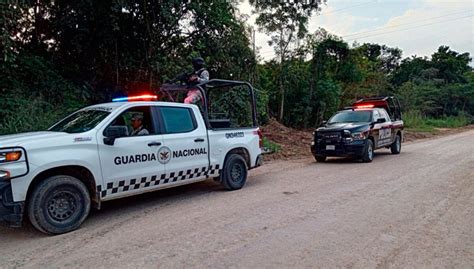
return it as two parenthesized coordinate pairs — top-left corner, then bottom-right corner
(253, 129), (263, 148)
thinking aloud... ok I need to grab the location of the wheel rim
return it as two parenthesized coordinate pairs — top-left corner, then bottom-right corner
(230, 163), (244, 183)
(47, 191), (77, 222)
(368, 143), (374, 160)
(396, 136), (401, 151)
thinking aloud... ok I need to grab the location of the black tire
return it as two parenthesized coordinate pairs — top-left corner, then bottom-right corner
(315, 155), (326, 162)
(28, 175), (91, 235)
(222, 154), (248, 191)
(390, 134), (402, 154)
(361, 139), (374, 163)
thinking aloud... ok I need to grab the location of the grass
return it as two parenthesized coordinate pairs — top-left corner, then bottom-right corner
(262, 137), (282, 154)
(404, 111), (472, 133)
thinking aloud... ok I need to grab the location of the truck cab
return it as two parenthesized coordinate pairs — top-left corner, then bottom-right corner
(0, 80), (263, 234)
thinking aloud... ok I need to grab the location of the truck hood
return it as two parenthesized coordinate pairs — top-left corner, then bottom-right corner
(0, 131), (70, 147)
(317, 122), (370, 132)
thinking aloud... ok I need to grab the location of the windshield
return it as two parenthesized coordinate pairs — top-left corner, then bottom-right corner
(328, 110), (372, 124)
(49, 109), (110, 133)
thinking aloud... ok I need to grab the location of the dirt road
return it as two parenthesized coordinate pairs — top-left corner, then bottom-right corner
(1, 130), (473, 268)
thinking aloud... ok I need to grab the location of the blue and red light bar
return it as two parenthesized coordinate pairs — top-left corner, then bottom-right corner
(112, 94), (158, 102)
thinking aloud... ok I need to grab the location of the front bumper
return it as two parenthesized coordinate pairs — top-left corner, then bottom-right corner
(311, 140), (366, 157)
(0, 181), (24, 227)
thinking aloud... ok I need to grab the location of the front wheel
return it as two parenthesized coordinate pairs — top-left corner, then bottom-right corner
(390, 134), (401, 154)
(222, 154), (248, 190)
(361, 139), (374, 163)
(28, 175), (91, 235)
(315, 155), (327, 162)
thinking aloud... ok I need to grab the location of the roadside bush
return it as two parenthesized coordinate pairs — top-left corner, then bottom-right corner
(425, 113), (472, 128)
(0, 54), (88, 135)
(262, 137), (281, 153)
(0, 96), (65, 134)
(403, 110), (471, 132)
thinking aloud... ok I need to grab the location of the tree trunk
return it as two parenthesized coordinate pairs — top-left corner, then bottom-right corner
(278, 28), (285, 121)
(305, 49), (317, 128)
(279, 85), (285, 121)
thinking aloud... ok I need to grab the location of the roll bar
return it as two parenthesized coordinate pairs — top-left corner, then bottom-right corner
(158, 79), (258, 128)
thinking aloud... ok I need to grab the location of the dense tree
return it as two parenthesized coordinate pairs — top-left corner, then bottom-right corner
(250, 0), (324, 121)
(0, 0), (258, 134)
(392, 46), (472, 117)
(0, 1), (472, 134)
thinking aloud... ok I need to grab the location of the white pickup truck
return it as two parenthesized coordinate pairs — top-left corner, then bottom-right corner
(0, 80), (263, 234)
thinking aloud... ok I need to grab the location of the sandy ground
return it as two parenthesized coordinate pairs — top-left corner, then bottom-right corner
(0, 129), (473, 268)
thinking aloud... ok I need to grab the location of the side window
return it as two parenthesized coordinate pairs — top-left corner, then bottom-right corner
(387, 99), (396, 120)
(107, 106), (156, 136)
(372, 110), (380, 121)
(160, 107), (196, 134)
(380, 109), (391, 122)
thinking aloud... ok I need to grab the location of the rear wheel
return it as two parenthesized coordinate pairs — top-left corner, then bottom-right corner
(361, 139), (374, 163)
(315, 155), (327, 162)
(222, 154), (248, 190)
(390, 134), (401, 154)
(28, 175), (90, 235)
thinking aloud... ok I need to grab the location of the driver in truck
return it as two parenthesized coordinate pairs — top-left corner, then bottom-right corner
(130, 113), (149, 136)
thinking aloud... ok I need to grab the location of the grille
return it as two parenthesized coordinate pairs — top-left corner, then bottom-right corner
(323, 132), (341, 139)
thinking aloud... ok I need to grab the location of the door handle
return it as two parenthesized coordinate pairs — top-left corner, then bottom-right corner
(194, 138), (205, 143)
(148, 141), (162, 147)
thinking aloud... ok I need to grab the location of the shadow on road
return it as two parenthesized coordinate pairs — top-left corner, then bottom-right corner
(0, 177), (263, 237)
(314, 150), (407, 164)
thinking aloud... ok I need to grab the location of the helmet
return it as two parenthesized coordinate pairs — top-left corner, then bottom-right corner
(192, 57), (205, 70)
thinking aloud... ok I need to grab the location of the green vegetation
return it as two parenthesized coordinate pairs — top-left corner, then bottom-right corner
(262, 137), (282, 153)
(0, 1), (472, 135)
(256, 30), (473, 128)
(404, 111), (471, 133)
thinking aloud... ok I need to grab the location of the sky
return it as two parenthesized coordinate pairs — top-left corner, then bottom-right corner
(238, 0), (474, 64)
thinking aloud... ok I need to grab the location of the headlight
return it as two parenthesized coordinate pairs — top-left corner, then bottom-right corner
(0, 170), (10, 179)
(351, 132), (366, 140)
(0, 151), (22, 163)
(0, 148), (28, 180)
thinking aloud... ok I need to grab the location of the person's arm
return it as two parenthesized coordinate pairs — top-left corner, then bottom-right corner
(137, 128), (150, 135)
(197, 70), (209, 82)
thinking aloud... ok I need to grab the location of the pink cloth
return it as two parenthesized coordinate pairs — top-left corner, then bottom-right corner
(184, 89), (202, 104)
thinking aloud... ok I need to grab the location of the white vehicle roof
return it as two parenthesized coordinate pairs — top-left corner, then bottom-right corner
(83, 101), (195, 112)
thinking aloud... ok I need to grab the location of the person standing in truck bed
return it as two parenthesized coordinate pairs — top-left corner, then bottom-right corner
(184, 57), (209, 104)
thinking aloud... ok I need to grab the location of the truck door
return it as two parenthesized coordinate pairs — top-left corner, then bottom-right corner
(158, 105), (209, 182)
(97, 105), (165, 200)
(377, 109), (393, 147)
(379, 108), (396, 145)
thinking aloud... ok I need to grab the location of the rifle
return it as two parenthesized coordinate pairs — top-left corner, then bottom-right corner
(166, 70), (194, 84)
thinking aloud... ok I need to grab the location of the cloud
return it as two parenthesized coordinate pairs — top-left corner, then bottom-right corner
(361, 0), (474, 60)
(240, 0), (473, 63)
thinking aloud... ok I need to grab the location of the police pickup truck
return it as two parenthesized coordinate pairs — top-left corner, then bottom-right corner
(0, 80), (263, 234)
(311, 96), (404, 163)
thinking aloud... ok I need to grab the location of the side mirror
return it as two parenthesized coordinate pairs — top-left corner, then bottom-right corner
(103, 126), (129, 145)
(320, 121), (327, 126)
(376, 118), (386, 123)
